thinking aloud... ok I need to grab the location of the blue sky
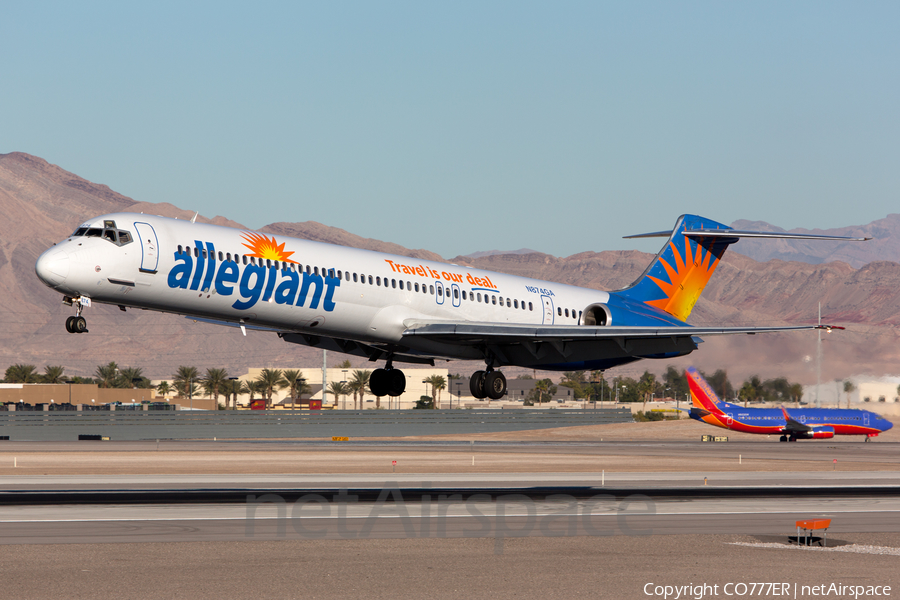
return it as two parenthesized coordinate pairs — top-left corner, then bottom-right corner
(3, 2), (899, 258)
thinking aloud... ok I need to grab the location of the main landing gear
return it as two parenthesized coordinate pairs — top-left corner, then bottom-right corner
(779, 435), (797, 442)
(469, 369), (507, 400)
(368, 360), (407, 398)
(63, 296), (89, 334)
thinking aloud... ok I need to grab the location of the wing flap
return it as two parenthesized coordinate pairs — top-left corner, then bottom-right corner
(402, 321), (838, 343)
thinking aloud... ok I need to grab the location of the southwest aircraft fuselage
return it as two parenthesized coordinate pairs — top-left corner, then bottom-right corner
(35, 212), (865, 400)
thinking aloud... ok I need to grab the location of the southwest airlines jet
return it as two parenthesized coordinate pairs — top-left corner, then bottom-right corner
(686, 367), (893, 441)
(34, 213), (865, 400)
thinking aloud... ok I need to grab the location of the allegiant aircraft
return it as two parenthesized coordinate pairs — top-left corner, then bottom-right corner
(35, 213), (866, 400)
(686, 367), (893, 441)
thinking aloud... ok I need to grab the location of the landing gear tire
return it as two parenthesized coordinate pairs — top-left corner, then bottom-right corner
(779, 435), (787, 442)
(65, 316), (87, 334)
(788, 437), (797, 442)
(369, 369), (389, 398)
(484, 371), (507, 400)
(387, 369), (406, 397)
(469, 371), (486, 399)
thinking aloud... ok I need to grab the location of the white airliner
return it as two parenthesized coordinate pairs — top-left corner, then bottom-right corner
(35, 213), (866, 400)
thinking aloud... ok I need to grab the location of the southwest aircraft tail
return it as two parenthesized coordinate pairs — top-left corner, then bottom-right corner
(685, 366), (726, 416)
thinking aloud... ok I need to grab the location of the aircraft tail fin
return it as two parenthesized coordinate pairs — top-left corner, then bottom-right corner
(619, 214), (871, 322)
(685, 366), (725, 415)
(618, 215), (737, 322)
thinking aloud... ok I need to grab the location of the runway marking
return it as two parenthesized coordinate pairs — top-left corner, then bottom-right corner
(2, 509), (900, 524)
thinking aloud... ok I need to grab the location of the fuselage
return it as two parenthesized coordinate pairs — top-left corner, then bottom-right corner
(35, 212), (688, 370)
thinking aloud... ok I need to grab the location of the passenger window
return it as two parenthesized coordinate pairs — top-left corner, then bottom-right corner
(492, 296), (497, 305)
(177, 245), (183, 254)
(219, 251), (224, 261)
(507, 299), (511, 308)
(454, 288), (459, 299)
(462, 291), (467, 300)
(392, 279), (397, 289)
(514, 299), (518, 309)
(376, 277), (381, 286)
(438, 286), (443, 296)
(242, 255), (248, 265)
(477, 293), (482, 302)
(529, 302), (533, 311)
(353, 273), (358, 282)
(558, 307), (562, 316)
(368, 275), (373, 284)
(415, 283), (419, 292)
(565, 309), (569, 317)
(430, 285), (435, 294)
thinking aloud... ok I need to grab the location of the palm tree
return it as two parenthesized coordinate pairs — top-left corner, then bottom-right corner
(4, 364), (40, 383)
(202, 368), (229, 406)
(328, 381), (349, 408)
(119, 366), (148, 388)
(95, 362), (119, 389)
(173, 366), (199, 399)
(424, 375), (446, 409)
(843, 380), (856, 409)
(43, 365), (66, 384)
(348, 370), (371, 410)
(282, 369), (307, 409)
(256, 368), (286, 408)
(156, 381), (172, 399)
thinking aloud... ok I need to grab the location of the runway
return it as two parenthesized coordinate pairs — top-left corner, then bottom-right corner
(2, 436), (899, 598)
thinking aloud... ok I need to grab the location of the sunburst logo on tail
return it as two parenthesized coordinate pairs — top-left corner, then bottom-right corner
(241, 232), (297, 264)
(644, 237), (720, 321)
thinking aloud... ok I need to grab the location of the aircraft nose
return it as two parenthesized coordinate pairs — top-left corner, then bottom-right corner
(35, 248), (70, 287)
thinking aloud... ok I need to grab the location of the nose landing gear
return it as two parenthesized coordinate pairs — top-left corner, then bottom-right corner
(63, 296), (89, 334)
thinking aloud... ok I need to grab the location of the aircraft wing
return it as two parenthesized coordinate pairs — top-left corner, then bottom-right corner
(780, 406), (812, 433)
(402, 321), (840, 342)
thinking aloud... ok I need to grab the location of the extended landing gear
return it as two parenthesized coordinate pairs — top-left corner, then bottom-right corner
(369, 365), (406, 398)
(63, 296), (89, 334)
(779, 435), (787, 442)
(65, 316), (87, 333)
(469, 369), (507, 400)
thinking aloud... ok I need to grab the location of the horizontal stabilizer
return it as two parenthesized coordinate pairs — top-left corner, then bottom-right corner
(626, 228), (871, 242)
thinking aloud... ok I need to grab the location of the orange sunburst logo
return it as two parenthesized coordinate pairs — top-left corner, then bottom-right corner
(241, 232), (298, 264)
(644, 237), (720, 321)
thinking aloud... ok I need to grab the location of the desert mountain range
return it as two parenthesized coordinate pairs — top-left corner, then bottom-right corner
(1, 151), (898, 384)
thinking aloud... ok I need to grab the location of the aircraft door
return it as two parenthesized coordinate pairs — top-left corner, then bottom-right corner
(133, 222), (159, 274)
(435, 283), (444, 305)
(726, 413), (733, 427)
(451, 284), (461, 307)
(541, 295), (554, 325)
(864, 412), (870, 427)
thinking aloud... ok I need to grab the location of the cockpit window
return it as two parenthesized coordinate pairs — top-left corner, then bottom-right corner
(71, 224), (133, 246)
(104, 220), (117, 229)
